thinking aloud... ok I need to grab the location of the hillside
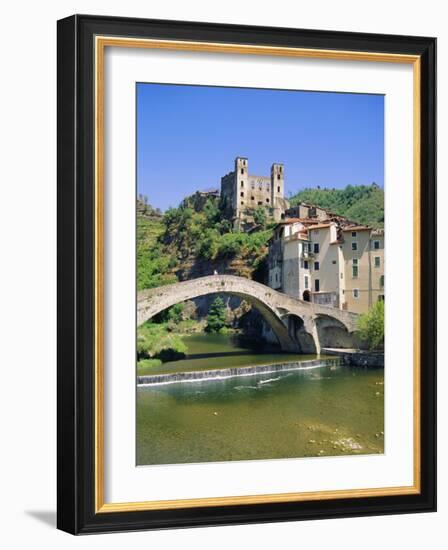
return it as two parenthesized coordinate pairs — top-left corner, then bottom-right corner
(289, 184), (384, 228)
(137, 195), (272, 289)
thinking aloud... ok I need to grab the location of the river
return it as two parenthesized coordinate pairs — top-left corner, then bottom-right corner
(137, 333), (384, 465)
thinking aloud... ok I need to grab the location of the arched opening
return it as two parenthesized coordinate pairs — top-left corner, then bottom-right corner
(303, 290), (311, 302)
(138, 284), (300, 352)
(284, 314), (316, 353)
(314, 314), (354, 349)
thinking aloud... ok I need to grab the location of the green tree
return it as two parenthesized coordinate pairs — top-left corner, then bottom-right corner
(205, 296), (227, 333)
(253, 206), (267, 228)
(356, 300), (385, 350)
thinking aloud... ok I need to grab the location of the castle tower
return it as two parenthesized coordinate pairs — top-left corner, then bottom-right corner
(235, 157), (248, 219)
(271, 163), (284, 221)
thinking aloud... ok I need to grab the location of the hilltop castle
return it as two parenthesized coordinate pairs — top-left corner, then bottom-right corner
(220, 157), (290, 227)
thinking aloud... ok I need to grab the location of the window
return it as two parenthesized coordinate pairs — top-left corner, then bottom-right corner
(304, 276), (309, 289)
(352, 242), (358, 251)
(378, 295), (385, 302)
(304, 260), (309, 269)
(374, 240), (380, 249)
(352, 259), (358, 278)
(240, 192), (244, 197)
(340, 272), (343, 279)
(315, 279), (320, 292)
(374, 256), (381, 268)
(241, 181), (244, 187)
(314, 261), (320, 270)
(266, 198), (270, 203)
(258, 201), (262, 206)
(277, 174), (281, 180)
(241, 168), (244, 174)
(353, 289), (359, 298)
(277, 186), (280, 192)
(251, 196), (254, 201)
(240, 201), (244, 206)
(380, 275), (385, 287)
(308, 243), (312, 252)
(332, 260), (337, 264)
(313, 243), (319, 254)
(352, 231), (357, 238)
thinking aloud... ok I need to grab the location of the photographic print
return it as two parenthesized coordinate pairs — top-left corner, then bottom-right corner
(136, 83), (385, 466)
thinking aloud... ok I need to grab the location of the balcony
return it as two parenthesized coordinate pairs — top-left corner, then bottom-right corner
(300, 249), (315, 260)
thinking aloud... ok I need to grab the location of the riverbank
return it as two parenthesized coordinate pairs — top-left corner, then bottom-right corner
(137, 320), (226, 374)
(322, 347), (384, 367)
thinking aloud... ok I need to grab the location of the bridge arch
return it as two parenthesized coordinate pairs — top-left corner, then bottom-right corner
(313, 314), (354, 350)
(139, 284), (297, 352)
(138, 275), (359, 353)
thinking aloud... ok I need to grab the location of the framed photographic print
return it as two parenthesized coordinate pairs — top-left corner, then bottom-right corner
(57, 15), (436, 534)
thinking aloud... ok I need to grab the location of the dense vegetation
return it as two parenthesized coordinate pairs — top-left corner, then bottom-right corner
(163, 198), (273, 267)
(137, 195), (274, 289)
(136, 215), (177, 290)
(356, 300), (385, 350)
(289, 184), (384, 228)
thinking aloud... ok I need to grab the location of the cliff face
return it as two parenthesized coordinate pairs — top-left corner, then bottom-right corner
(173, 254), (266, 282)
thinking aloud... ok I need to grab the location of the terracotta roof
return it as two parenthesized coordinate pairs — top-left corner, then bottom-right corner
(307, 223), (332, 230)
(341, 225), (371, 231)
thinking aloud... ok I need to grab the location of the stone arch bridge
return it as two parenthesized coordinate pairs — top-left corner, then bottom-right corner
(137, 275), (359, 354)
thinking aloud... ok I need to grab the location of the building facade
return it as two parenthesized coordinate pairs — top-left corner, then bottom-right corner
(267, 206), (385, 314)
(221, 157), (290, 227)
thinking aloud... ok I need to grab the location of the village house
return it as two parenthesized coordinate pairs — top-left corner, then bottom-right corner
(267, 205), (385, 314)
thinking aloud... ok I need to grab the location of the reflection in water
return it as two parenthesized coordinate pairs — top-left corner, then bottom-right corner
(137, 334), (384, 465)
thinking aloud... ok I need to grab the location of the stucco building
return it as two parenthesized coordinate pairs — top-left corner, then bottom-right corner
(267, 206), (385, 314)
(221, 157), (290, 227)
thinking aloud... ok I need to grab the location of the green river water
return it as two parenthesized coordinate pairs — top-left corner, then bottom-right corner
(137, 333), (384, 465)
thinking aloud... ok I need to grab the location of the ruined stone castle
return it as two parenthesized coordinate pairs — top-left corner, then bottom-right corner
(220, 157), (290, 227)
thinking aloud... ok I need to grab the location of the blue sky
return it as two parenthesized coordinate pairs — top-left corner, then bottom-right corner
(137, 83), (384, 211)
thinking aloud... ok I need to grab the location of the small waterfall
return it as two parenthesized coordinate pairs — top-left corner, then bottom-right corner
(137, 357), (341, 387)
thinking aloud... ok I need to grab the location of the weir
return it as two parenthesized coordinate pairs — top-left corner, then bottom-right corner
(137, 357), (341, 386)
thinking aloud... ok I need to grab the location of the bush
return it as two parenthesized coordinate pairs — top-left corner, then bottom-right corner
(154, 303), (185, 324)
(356, 300), (385, 350)
(137, 358), (162, 371)
(217, 233), (245, 257)
(137, 322), (187, 362)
